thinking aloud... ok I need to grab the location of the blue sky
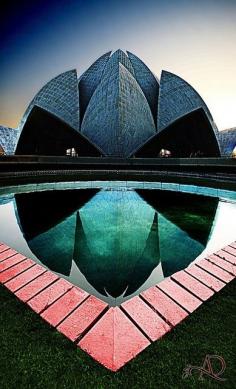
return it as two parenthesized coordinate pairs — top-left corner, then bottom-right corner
(1, 0), (236, 130)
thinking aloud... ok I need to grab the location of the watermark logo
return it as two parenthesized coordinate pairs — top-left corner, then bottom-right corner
(183, 354), (226, 382)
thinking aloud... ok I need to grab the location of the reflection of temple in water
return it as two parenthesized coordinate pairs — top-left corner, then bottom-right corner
(14, 189), (218, 302)
(73, 191), (160, 298)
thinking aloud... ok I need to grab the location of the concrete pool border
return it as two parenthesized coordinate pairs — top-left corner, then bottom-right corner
(0, 180), (236, 201)
(0, 241), (235, 371)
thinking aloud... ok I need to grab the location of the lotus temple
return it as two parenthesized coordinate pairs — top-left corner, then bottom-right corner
(0, 49), (235, 158)
(0, 50), (236, 374)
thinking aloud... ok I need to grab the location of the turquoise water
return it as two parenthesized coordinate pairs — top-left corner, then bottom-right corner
(0, 185), (235, 305)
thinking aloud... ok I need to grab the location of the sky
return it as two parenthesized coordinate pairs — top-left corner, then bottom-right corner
(1, 0), (236, 130)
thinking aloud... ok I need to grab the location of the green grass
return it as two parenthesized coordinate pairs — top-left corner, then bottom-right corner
(0, 280), (235, 389)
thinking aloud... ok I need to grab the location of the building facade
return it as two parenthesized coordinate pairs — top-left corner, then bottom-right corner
(219, 128), (236, 157)
(0, 50), (235, 157)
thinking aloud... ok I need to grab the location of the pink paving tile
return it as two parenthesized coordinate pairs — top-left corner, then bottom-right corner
(5, 264), (46, 292)
(79, 307), (150, 371)
(41, 287), (89, 327)
(141, 286), (188, 326)
(197, 259), (234, 283)
(158, 278), (202, 313)
(185, 266), (225, 292)
(0, 253), (26, 272)
(216, 249), (236, 265)
(27, 278), (73, 313)
(57, 295), (108, 341)
(0, 244), (10, 254)
(0, 248), (18, 262)
(0, 259), (35, 283)
(229, 242), (236, 249)
(207, 254), (235, 276)
(223, 245), (236, 257)
(121, 296), (171, 341)
(15, 271), (59, 302)
(171, 271), (214, 301)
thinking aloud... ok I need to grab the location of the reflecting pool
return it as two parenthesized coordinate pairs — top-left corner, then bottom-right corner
(0, 185), (236, 305)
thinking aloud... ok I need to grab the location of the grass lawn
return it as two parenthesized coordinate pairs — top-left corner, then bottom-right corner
(0, 280), (235, 389)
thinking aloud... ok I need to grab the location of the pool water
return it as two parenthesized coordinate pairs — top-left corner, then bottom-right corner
(0, 185), (236, 305)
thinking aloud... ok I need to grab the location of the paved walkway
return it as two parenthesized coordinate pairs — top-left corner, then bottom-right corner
(0, 241), (235, 371)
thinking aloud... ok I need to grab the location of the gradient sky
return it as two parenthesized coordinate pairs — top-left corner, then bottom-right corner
(1, 0), (236, 130)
